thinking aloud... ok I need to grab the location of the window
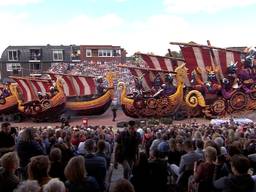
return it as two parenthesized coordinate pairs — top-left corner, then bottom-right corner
(30, 63), (41, 71)
(98, 49), (113, 57)
(8, 50), (19, 61)
(53, 50), (63, 61)
(86, 49), (92, 57)
(71, 46), (80, 61)
(113, 49), (121, 56)
(6, 63), (21, 72)
(30, 49), (41, 60)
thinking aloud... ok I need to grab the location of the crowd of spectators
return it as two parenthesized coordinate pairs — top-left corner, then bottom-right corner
(0, 118), (256, 192)
(47, 60), (141, 95)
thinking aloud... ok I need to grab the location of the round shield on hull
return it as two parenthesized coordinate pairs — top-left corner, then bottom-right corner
(229, 91), (248, 110)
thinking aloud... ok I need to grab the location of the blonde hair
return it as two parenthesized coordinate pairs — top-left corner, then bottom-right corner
(204, 146), (217, 162)
(43, 178), (65, 192)
(64, 156), (86, 183)
(0, 152), (19, 170)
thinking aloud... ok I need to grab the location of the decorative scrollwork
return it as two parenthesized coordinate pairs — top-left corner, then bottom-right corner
(229, 91), (248, 110)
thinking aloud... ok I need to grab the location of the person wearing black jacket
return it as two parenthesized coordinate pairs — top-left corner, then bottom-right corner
(213, 155), (255, 192)
(115, 120), (141, 179)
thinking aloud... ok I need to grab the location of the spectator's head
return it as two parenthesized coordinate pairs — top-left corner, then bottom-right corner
(64, 156), (86, 183)
(15, 180), (41, 192)
(183, 139), (193, 152)
(195, 140), (204, 150)
(228, 143), (241, 157)
(204, 146), (217, 162)
(231, 155), (251, 176)
(43, 178), (65, 192)
(193, 131), (202, 140)
(1, 122), (11, 133)
(110, 179), (135, 192)
(85, 139), (95, 153)
(97, 139), (106, 153)
(0, 152), (19, 172)
(169, 138), (176, 151)
(28, 155), (50, 185)
(49, 148), (62, 162)
(128, 120), (136, 133)
(19, 127), (36, 142)
(214, 137), (224, 147)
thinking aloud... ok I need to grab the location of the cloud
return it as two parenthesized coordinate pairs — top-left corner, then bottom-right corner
(0, 11), (254, 57)
(0, 0), (41, 6)
(164, 0), (256, 14)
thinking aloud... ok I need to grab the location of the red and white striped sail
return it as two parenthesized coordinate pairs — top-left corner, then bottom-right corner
(137, 53), (179, 71)
(71, 76), (96, 96)
(30, 79), (52, 95)
(180, 45), (243, 82)
(137, 53), (190, 86)
(10, 78), (38, 102)
(48, 73), (96, 97)
(127, 67), (168, 91)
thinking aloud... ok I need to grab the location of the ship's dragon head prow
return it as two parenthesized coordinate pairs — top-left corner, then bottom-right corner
(175, 63), (188, 83)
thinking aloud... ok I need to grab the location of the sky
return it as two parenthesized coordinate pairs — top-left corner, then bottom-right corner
(0, 0), (255, 56)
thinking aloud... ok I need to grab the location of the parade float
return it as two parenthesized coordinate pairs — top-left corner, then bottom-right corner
(118, 56), (202, 118)
(9, 76), (66, 121)
(48, 73), (114, 115)
(171, 41), (256, 118)
(0, 83), (19, 121)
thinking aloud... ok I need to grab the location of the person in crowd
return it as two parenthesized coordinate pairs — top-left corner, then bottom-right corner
(148, 148), (169, 192)
(15, 180), (41, 192)
(115, 120), (141, 179)
(143, 128), (154, 157)
(27, 155), (51, 187)
(0, 152), (20, 192)
(17, 128), (44, 179)
(130, 152), (150, 192)
(194, 139), (204, 157)
(0, 122), (15, 157)
(189, 146), (217, 192)
(65, 156), (100, 192)
(96, 139), (111, 169)
(213, 155), (255, 192)
(170, 139), (203, 180)
(48, 148), (65, 182)
(149, 131), (162, 156)
(54, 131), (75, 166)
(84, 139), (107, 191)
(168, 138), (183, 166)
(43, 178), (65, 192)
(110, 178), (135, 192)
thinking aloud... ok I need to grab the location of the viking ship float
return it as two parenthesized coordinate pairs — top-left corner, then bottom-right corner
(171, 41), (256, 117)
(118, 52), (198, 118)
(48, 73), (114, 115)
(9, 76), (66, 121)
(0, 84), (18, 118)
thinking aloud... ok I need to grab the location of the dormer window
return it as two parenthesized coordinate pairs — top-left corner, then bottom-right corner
(30, 49), (41, 60)
(8, 50), (19, 61)
(53, 50), (63, 61)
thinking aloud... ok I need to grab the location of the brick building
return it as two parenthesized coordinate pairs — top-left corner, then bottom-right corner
(79, 45), (126, 64)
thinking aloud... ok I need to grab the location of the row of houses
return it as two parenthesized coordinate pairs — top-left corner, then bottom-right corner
(0, 44), (126, 81)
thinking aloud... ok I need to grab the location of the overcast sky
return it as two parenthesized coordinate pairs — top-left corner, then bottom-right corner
(0, 0), (255, 56)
